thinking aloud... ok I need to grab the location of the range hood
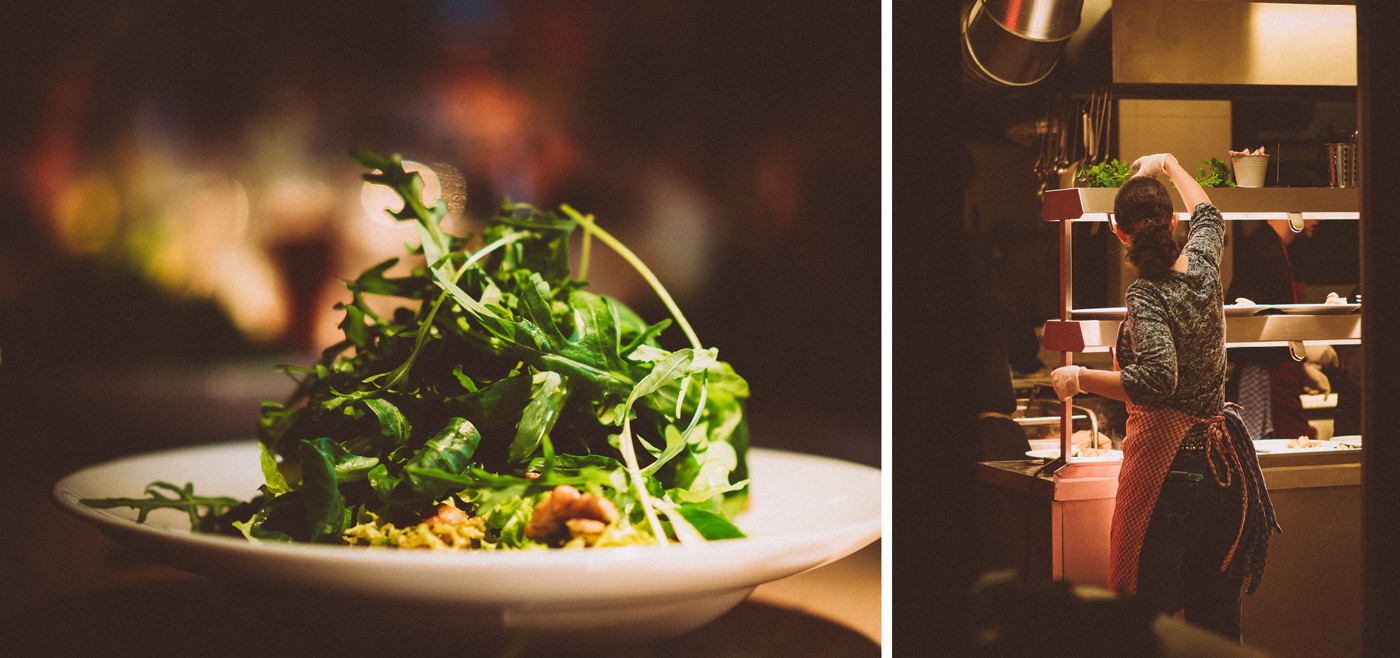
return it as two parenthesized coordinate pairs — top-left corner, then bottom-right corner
(1111, 0), (1356, 87)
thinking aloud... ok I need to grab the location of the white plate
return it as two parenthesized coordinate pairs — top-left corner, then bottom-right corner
(1223, 304), (1269, 316)
(1070, 307), (1128, 320)
(1252, 439), (1354, 453)
(1333, 434), (1363, 448)
(1264, 303), (1360, 315)
(1300, 393), (1337, 409)
(53, 441), (882, 648)
(1026, 448), (1123, 462)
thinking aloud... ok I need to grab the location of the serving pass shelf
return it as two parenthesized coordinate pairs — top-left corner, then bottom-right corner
(1031, 186), (1362, 467)
(1041, 186), (1360, 222)
(1041, 185), (1362, 351)
(1043, 312), (1361, 352)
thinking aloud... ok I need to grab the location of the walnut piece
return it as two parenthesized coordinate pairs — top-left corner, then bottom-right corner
(525, 485), (619, 547)
(422, 503), (470, 527)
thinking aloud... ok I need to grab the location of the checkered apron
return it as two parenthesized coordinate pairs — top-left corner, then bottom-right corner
(1109, 404), (1251, 595)
(1110, 403), (1196, 595)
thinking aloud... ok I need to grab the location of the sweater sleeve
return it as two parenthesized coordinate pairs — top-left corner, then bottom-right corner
(1184, 203), (1224, 272)
(1119, 286), (1178, 405)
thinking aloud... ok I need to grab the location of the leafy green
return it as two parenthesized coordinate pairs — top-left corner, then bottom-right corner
(1075, 159), (1133, 188)
(85, 148), (752, 550)
(81, 481), (241, 532)
(1195, 157), (1237, 188)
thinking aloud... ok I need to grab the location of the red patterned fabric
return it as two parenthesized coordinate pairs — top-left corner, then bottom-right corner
(1200, 413), (1248, 570)
(1109, 403), (1200, 595)
(1110, 403), (1256, 595)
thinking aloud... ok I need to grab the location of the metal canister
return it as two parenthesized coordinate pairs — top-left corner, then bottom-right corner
(1328, 142), (1360, 188)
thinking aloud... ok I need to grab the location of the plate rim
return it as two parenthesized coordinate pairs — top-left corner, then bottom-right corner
(1025, 448), (1124, 461)
(51, 440), (883, 605)
(1251, 438), (1354, 453)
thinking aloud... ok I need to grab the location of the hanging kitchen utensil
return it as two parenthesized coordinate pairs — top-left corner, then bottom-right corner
(1094, 87), (1112, 165)
(1082, 106), (1094, 163)
(1055, 95), (1077, 187)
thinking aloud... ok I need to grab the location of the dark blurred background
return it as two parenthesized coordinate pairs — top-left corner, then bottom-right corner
(0, 0), (883, 487)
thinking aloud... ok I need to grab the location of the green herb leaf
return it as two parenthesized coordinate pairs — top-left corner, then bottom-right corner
(1075, 159), (1133, 188)
(80, 481), (241, 530)
(85, 148), (752, 551)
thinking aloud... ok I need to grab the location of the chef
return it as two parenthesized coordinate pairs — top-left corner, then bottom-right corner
(1225, 218), (1334, 441)
(1051, 153), (1279, 641)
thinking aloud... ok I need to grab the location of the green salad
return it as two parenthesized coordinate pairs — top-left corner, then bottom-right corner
(84, 149), (751, 550)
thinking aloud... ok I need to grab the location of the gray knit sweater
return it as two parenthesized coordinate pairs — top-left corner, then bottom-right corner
(1115, 203), (1227, 429)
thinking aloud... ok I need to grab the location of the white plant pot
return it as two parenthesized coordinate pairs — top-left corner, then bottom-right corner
(1231, 154), (1270, 188)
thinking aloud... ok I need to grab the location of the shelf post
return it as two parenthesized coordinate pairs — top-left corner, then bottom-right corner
(1059, 216), (1074, 472)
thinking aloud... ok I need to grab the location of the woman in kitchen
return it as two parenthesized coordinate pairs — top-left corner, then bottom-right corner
(1050, 153), (1279, 641)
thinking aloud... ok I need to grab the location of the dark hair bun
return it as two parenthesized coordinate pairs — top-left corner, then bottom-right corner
(1112, 177), (1180, 279)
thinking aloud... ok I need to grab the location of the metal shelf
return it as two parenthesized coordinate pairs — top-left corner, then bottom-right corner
(1041, 186), (1360, 222)
(1037, 186), (1360, 471)
(1044, 313), (1361, 352)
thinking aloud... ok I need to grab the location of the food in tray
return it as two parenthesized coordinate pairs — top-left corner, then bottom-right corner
(1072, 429), (1111, 451)
(81, 149), (752, 551)
(1232, 297), (1257, 307)
(1035, 430), (1114, 457)
(1325, 291), (1347, 305)
(1287, 436), (1323, 450)
(1252, 437), (1353, 453)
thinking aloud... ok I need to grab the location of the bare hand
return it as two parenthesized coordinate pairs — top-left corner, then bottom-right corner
(1302, 362), (1331, 395)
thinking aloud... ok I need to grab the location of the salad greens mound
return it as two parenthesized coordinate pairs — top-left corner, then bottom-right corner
(83, 148), (751, 549)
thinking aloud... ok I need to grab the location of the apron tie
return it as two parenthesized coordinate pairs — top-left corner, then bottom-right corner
(1203, 404), (1249, 571)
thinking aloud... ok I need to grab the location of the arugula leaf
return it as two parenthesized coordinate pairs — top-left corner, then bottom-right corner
(86, 148), (752, 551)
(508, 371), (568, 464)
(362, 397), (411, 447)
(673, 502), (746, 540)
(258, 443), (291, 495)
(402, 417), (483, 502)
(81, 481), (241, 531)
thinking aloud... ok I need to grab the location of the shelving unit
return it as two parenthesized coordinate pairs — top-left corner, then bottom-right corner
(1041, 186), (1361, 354)
(1034, 185), (1362, 473)
(972, 185), (1365, 656)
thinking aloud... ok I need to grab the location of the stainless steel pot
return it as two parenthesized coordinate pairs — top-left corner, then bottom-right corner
(961, 0), (1085, 87)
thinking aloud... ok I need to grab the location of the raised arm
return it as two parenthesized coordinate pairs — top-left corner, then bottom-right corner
(1132, 153), (1211, 211)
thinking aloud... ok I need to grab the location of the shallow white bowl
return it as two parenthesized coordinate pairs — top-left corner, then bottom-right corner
(53, 441), (882, 649)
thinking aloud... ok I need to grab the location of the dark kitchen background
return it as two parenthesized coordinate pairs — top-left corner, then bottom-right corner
(918, 2), (1372, 652)
(0, 0), (884, 487)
